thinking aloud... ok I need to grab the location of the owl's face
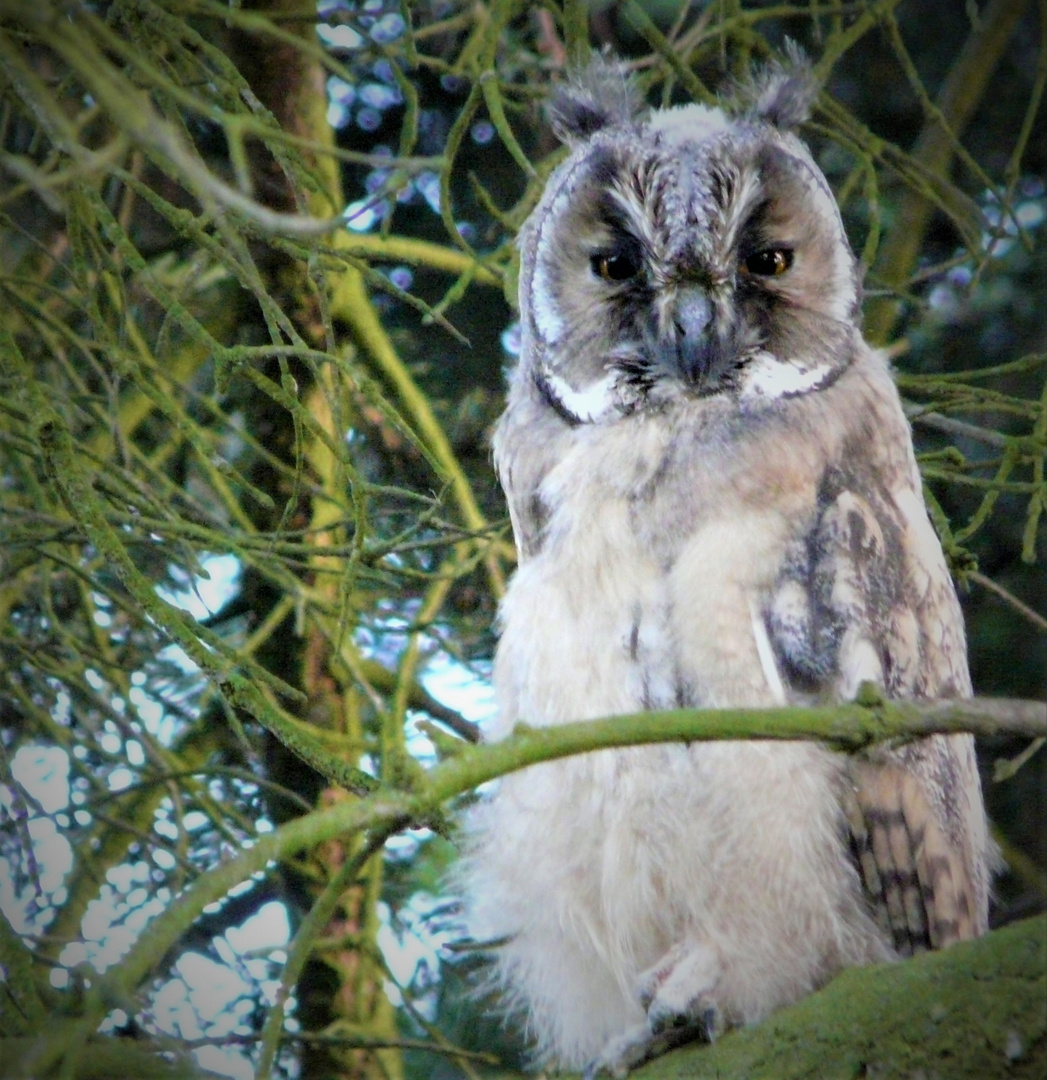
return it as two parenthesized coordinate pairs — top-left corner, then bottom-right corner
(518, 67), (862, 424)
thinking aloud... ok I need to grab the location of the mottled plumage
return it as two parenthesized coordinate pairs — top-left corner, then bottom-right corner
(461, 53), (992, 1075)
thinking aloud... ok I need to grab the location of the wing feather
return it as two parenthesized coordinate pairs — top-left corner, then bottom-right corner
(770, 460), (991, 955)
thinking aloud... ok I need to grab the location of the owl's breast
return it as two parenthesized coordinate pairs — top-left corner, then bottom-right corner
(492, 405), (825, 735)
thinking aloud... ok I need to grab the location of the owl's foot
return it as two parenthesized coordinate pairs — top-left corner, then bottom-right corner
(581, 1022), (700, 1080)
(638, 938), (724, 1039)
(583, 941), (723, 1077)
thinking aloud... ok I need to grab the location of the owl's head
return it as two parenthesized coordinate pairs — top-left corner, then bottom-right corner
(516, 52), (862, 424)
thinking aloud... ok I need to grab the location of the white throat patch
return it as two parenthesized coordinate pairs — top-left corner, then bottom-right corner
(539, 369), (620, 424)
(739, 352), (834, 403)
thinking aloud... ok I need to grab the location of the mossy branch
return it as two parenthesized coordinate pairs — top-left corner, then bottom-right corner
(632, 914), (1046, 1080)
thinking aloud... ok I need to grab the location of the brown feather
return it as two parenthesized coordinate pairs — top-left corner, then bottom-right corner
(851, 753), (983, 955)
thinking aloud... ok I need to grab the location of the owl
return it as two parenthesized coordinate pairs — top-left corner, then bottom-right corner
(461, 53), (993, 1076)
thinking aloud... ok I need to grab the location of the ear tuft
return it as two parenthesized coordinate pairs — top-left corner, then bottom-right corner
(548, 54), (639, 143)
(735, 41), (819, 130)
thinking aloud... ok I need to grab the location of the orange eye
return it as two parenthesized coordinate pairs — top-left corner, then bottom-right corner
(743, 248), (793, 276)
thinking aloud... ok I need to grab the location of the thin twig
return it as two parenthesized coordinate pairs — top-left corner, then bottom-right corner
(970, 570), (1047, 635)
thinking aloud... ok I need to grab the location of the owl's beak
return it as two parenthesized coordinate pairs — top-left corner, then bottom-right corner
(669, 288), (715, 384)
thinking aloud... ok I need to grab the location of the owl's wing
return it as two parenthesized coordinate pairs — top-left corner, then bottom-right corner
(845, 737), (986, 954)
(769, 474), (990, 955)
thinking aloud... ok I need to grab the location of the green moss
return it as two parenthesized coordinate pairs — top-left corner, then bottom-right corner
(635, 915), (1046, 1080)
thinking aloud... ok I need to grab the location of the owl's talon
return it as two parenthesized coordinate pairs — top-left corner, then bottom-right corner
(637, 937), (723, 1042)
(583, 1023), (652, 1079)
(647, 1004), (688, 1034)
(647, 999), (720, 1040)
(587, 1021), (704, 1078)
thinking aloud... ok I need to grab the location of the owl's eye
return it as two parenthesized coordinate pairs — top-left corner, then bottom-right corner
(743, 248), (794, 276)
(591, 248), (642, 282)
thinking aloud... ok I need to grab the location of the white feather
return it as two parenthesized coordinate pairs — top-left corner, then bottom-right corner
(541, 369), (619, 423)
(750, 597), (787, 704)
(740, 352), (834, 401)
(464, 407), (896, 1069)
(648, 102), (731, 145)
(530, 257), (565, 342)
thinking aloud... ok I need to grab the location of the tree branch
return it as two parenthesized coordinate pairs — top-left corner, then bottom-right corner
(865, 0), (1033, 342)
(51, 692), (1041, 1068)
(429, 695), (1047, 797)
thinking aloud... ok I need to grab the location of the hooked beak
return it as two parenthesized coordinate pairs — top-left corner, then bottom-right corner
(665, 287), (715, 384)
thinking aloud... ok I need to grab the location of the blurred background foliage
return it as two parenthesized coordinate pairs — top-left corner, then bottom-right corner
(0, 1), (1044, 1078)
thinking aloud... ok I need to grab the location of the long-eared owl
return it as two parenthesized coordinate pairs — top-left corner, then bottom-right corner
(462, 53), (993, 1075)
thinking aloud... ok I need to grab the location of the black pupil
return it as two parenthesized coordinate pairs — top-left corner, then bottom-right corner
(746, 249), (792, 275)
(593, 250), (640, 281)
